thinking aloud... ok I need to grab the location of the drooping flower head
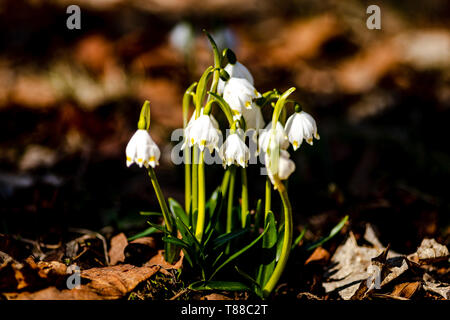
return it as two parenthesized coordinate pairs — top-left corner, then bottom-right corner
(285, 107), (320, 150)
(265, 149), (296, 187)
(219, 129), (250, 168)
(223, 78), (260, 119)
(258, 121), (289, 154)
(183, 113), (222, 153)
(241, 102), (265, 131)
(218, 61), (254, 95)
(126, 129), (161, 168)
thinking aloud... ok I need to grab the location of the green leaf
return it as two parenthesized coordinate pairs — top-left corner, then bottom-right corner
(162, 236), (191, 250)
(168, 198), (189, 226)
(276, 222), (284, 261)
(205, 188), (223, 236)
(212, 228), (249, 250)
(139, 211), (162, 216)
(209, 222), (269, 280)
(189, 281), (250, 291)
(291, 227), (307, 251)
(256, 211), (277, 287)
(307, 215), (349, 251)
(234, 266), (261, 294)
(146, 221), (169, 234)
(127, 226), (159, 241)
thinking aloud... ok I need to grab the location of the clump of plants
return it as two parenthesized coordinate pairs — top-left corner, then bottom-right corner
(125, 32), (343, 298)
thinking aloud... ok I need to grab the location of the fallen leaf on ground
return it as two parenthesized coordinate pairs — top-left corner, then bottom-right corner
(5, 264), (159, 300)
(305, 247), (330, 265)
(391, 282), (421, 299)
(422, 273), (450, 299)
(108, 233), (128, 265)
(201, 293), (232, 300)
(144, 250), (183, 275)
(416, 238), (449, 263)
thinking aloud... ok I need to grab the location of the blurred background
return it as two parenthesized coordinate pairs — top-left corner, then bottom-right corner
(0, 0), (449, 254)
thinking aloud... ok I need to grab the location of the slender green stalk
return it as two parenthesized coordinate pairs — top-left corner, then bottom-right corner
(182, 83), (197, 214)
(147, 167), (173, 233)
(241, 167), (248, 228)
(195, 151), (206, 242)
(184, 147), (191, 214)
(265, 178), (271, 217)
(192, 147), (198, 212)
(226, 166), (236, 254)
(262, 180), (292, 298)
(221, 168), (231, 196)
(204, 31), (221, 103)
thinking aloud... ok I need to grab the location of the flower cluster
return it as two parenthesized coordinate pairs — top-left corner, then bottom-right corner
(123, 33), (323, 298)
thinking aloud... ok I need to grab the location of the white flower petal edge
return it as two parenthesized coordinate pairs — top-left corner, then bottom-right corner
(219, 131), (250, 168)
(217, 61), (254, 95)
(223, 78), (260, 119)
(258, 121), (289, 154)
(265, 149), (296, 186)
(285, 111), (320, 150)
(187, 107), (219, 129)
(182, 114), (221, 153)
(126, 129), (161, 168)
(242, 102), (265, 131)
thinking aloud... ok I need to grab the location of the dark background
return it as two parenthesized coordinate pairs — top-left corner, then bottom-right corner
(0, 0), (449, 254)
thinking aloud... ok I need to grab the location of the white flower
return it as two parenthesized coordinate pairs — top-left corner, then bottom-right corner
(219, 131), (250, 168)
(242, 102), (265, 131)
(217, 61), (254, 95)
(182, 114), (221, 153)
(223, 78), (260, 119)
(258, 121), (289, 154)
(187, 108), (219, 129)
(126, 129), (161, 168)
(265, 149), (296, 186)
(285, 111), (320, 150)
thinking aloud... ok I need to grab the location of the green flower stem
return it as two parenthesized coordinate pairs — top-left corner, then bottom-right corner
(221, 168), (231, 196)
(272, 87), (296, 130)
(195, 151), (206, 242)
(226, 166), (236, 254)
(192, 147), (199, 212)
(147, 167), (173, 233)
(184, 147), (191, 214)
(204, 31), (221, 103)
(241, 167), (248, 228)
(265, 178), (271, 217)
(183, 83), (197, 214)
(262, 180), (292, 298)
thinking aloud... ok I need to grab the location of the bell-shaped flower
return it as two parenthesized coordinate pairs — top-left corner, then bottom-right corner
(126, 129), (161, 168)
(285, 111), (320, 150)
(223, 78), (260, 119)
(265, 149), (296, 187)
(217, 61), (254, 95)
(219, 130), (250, 168)
(187, 108), (219, 129)
(258, 121), (289, 154)
(242, 102), (265, 131)
(182, 114), (221, 153)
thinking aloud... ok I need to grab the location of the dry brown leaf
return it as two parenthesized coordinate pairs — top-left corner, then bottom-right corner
(416, 238), (449, 263)
(201, 293), (232, 300)
(81, 264), (159, 298)
(144, 250), (183, 275)
(305, 247), (330, 266)
(108, 233), (128, 265)
(5, 264), (159, 300)
(391, 282), (421, 299)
